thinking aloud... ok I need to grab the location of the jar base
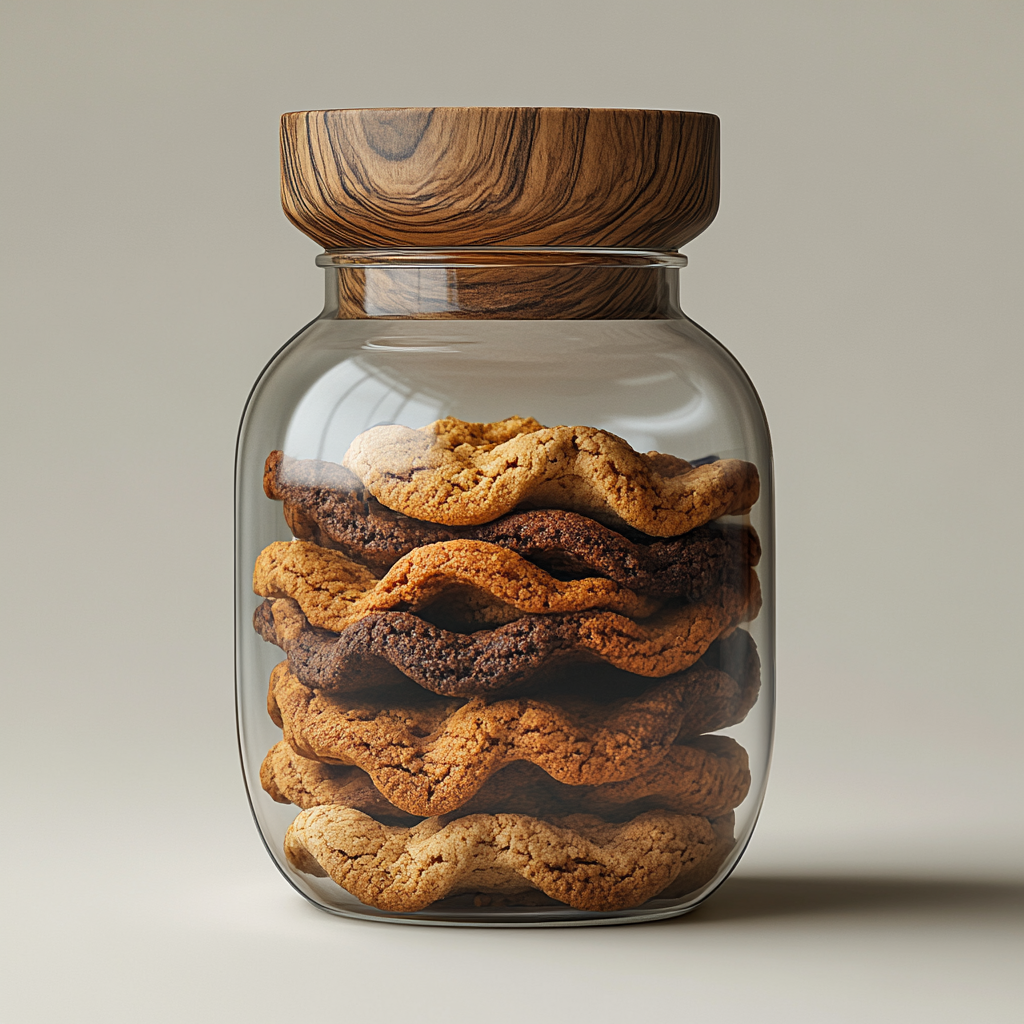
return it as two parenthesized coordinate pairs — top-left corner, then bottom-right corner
(287, 871), (714, 928)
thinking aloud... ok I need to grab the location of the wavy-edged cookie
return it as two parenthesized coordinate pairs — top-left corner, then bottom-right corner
(285, 805), (720, 912)
(261, 734), (750, 822)
(439, 812), (738, 909)
(264, 450), (760, 599)
(266, 646), (756, 817)
(253, 562), (758, 696)
(341, 416), (759, 536)
(253, 538), (662, 633)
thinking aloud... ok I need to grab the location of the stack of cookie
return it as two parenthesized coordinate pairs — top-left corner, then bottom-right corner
(252, 416), (762, 914)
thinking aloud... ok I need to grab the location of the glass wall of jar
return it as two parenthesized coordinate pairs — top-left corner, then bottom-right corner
(235, 247), (774, 926)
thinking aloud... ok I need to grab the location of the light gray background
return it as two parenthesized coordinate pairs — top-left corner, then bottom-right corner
(2, 1), (1021, 1021)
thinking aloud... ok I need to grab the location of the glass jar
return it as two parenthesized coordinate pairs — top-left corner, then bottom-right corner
(236, 108), (773, 926)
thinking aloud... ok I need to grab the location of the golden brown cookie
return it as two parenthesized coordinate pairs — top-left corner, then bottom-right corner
(261, 734), (750, 821)
(284, 805), (720, 912)
(261, 740), (421, 823)
(266, 654), (754, 816)
(264, 450), (760, 599)
(253, 538), (662, 633)
(253, 564), (758, 696)
(658, 812), (737, 899)
(342, 416), (759, 536)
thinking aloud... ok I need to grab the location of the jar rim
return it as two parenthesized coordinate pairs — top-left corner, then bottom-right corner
(315, 247), (688, 269)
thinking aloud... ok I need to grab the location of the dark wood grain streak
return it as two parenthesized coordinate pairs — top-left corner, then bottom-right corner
(330, 265), (678, 319)
(281, 107), (720, 250)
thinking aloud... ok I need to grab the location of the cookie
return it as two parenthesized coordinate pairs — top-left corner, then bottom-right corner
(572, 735), (749, 820)
(265, 651), (755, 816)
(434, 810), (736, 908)
(658, 811), (737, 899)
(253, 538), (662, 633)
(258, 596), (760, 720)
(261, 734), (749, 822)
(695, 627), (762, 728)
(253, 564), (759, 695)
(284, 805), (720, 912)
(341, 416), (759, 535)
(264, 450), (760, 599)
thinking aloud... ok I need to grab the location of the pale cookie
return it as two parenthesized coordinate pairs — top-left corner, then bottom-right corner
(341, 416), (759, 536)
(264, 450), (760, 599)
(265, 650), (755, 816)
(350, 812), (737, 910)
(284, 805), (719, 912)
(445, 812), (737, 908)
(253, 538), (662, 633)
(261, 734), (750, 821)
(253, 565), (758, 696)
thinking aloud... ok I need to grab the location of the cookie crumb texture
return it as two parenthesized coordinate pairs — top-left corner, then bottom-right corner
(262, 734), (750, 822)
(253, 565), (758, 695)
(342, 417), (759, 535)
(284, 807), (731, 913)
(253, 537), (665, 631)
(264, 450), (760, 598)
(253, 417), (762, 915)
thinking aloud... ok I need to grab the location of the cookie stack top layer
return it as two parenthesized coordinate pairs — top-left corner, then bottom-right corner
(340, 417), (758, 534)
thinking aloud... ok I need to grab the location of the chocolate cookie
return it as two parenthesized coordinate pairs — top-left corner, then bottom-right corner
(264, 450), (760, 599)
(261, 734), (750, 822)
(266, 651), (755, 816)
(253, 538), (661, 633)
(341, 416), (759, 535)
(284, 804), (720, 912)
(253, 565), (759, 695)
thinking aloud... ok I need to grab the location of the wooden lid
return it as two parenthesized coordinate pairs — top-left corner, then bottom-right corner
(280, 107), (719, 250)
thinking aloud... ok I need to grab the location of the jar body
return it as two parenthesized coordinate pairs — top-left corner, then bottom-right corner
(236, 260), (773, 926)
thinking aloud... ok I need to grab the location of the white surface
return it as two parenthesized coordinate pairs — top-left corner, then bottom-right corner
(3, 799), (1021, 1022)
(2, 2), (1023, 1019)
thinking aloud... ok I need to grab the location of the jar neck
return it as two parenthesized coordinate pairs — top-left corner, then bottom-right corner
(316, 248), (686, 320)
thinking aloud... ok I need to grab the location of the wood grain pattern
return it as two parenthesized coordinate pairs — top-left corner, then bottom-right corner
(330, 265), (677, 319)
(281, 107), (719, 250)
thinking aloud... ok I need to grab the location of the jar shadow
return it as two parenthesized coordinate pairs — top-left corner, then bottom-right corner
(672, 875), (1024, 924)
